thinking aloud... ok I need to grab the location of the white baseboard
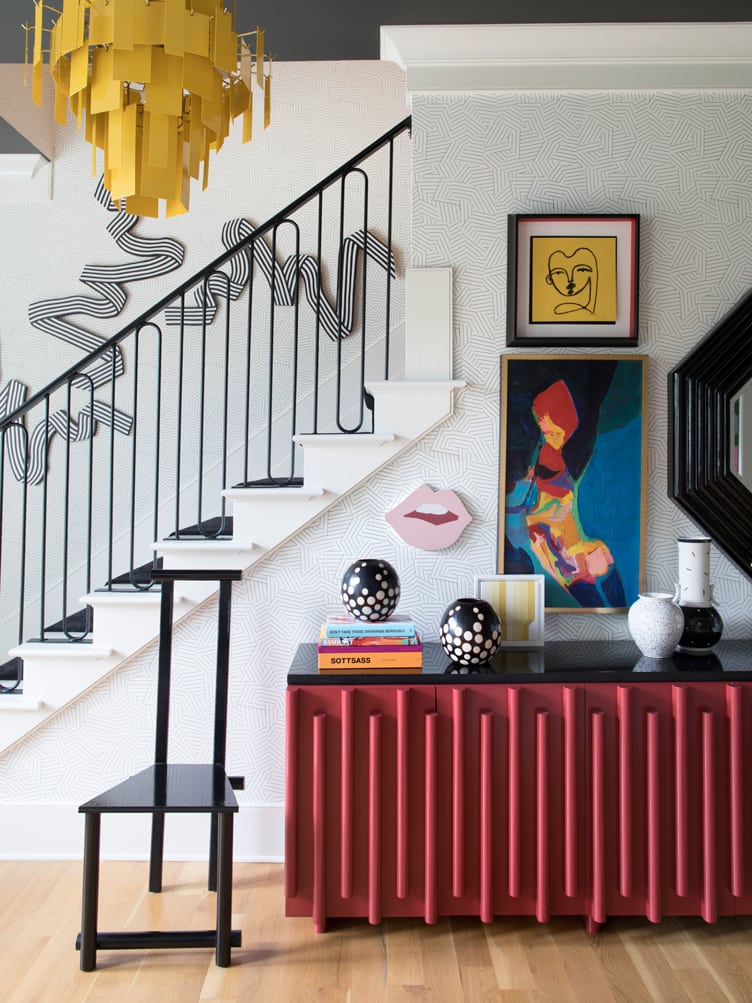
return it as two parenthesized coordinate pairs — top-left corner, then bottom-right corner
(0, 800), (284, 862)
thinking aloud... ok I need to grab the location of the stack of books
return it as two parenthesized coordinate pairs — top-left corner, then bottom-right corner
(317, 614), (422, 673)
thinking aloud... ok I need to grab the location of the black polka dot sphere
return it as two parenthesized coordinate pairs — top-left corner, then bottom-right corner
(341, 559), (401, 621)
(439, 598), (502, 666)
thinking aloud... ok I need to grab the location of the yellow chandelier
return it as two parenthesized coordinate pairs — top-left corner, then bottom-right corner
(26, 0), (271, 217)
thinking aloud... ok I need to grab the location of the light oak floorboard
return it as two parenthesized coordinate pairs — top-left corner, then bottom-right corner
(3, 862), (752, 1003)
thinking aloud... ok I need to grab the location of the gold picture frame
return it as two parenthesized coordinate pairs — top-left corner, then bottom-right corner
(498, 354), (647, 613)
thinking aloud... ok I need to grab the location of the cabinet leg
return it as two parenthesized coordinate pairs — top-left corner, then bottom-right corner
(585, 915), (603, 935)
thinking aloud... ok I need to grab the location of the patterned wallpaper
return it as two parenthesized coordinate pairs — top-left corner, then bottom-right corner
(409, 89), (752, 634)
(3, 83), (752, 825)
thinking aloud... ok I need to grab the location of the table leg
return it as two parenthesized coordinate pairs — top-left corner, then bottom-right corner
(208, 813), (218, 892)
(80, 813), (101, 972)
(215, 814), (234, 967)
(149, 814), (165, 893)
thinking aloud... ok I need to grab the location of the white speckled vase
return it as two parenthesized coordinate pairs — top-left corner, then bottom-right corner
(627, 592), (685, 658)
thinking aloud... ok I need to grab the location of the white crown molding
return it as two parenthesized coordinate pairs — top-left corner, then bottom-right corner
(380, 22), (752, 92)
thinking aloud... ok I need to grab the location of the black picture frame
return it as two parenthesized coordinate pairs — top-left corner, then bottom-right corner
(670, 289), (752, 581)
(506, 213), (640, 347)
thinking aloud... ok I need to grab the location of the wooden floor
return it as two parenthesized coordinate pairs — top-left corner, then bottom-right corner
(2, 860), (752, 1002)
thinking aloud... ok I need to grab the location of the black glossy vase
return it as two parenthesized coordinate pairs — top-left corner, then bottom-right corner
(340, 559), (400, 621)
(439, 598), (502, 667)
(677, 604), (723, 654)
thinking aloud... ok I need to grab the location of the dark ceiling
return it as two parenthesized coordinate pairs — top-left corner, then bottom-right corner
(2, 3), (750, 153)
(2, 1), (751, 63)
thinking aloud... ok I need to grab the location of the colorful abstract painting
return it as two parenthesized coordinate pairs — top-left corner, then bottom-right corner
(498, 354), (647, 612)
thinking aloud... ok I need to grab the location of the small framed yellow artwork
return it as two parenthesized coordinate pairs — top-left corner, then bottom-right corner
(507, 214), (639, 346)
(475, 573), (545, 647)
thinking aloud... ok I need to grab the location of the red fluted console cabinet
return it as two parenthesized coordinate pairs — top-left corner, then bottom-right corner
(285, 641), (752, 931)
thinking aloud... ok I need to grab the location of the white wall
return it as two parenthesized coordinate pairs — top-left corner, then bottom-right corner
(0, 60), (411, 857)
(0, 61), (409, 393)
(4, 72), (752, 859)
(0, 59), (412, 657)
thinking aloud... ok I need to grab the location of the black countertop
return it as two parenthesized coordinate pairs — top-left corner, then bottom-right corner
(288, 640), (752, 685)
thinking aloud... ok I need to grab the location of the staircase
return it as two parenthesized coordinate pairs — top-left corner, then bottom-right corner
(0, 116), (462, 753)
(2, 373), (461, 752)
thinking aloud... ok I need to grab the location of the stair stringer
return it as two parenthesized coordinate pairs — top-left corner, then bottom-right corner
(0, 376), (465, 754)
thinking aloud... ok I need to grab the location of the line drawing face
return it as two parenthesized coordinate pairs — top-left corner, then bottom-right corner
(545, 247), (598, 316)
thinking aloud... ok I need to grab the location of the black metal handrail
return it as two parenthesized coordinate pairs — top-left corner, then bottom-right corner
(0, 117), (411, 692)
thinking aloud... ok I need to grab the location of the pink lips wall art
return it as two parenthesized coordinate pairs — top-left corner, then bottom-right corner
(385, 483), (472, 550)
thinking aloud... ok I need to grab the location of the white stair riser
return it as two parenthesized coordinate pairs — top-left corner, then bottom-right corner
(297, 440), (404, 495)
(367, 383), (463, 438)
(228, 494), (331, 549)
(87, 597), (195, 655)
(20, 653), (120, 707)
(155, 545), (253, 578)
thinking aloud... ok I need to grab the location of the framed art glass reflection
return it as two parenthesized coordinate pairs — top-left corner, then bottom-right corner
(498, 354), (647, 612)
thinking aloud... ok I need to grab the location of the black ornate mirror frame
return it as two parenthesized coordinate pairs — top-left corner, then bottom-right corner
(670, 288), (752, 580)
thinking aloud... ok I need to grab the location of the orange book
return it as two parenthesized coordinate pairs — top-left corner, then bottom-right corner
(317, 649), (423, 671)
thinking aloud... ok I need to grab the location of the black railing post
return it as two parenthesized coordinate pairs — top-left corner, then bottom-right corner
(174, 292), (186, 541)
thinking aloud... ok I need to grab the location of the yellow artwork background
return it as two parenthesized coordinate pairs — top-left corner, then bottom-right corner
(530, 235), (617, 324)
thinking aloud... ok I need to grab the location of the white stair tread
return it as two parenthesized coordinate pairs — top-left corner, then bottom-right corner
(9, 642), (115, 660)
(0, 696), (43, 712)
(79, 590), (178, 607)
(293, 433), (395, 447)
(366, 379), (467, 391)
(153, 539), (254, 552)
(223, 486), (326, 502)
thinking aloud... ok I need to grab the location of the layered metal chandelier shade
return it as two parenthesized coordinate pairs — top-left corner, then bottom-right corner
(26, 0), (271, 217)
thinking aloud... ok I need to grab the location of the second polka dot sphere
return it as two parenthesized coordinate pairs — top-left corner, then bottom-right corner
(439, 598), (502, 666)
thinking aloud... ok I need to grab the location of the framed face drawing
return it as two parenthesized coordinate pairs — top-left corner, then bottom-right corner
(506, 214), (640, 346)
(498, 354), (647, 612)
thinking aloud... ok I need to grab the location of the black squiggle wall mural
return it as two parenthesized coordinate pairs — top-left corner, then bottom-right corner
(164, 218), (396, 337)
(0, 179), (185, 484)
(1, 185), (396, 486)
